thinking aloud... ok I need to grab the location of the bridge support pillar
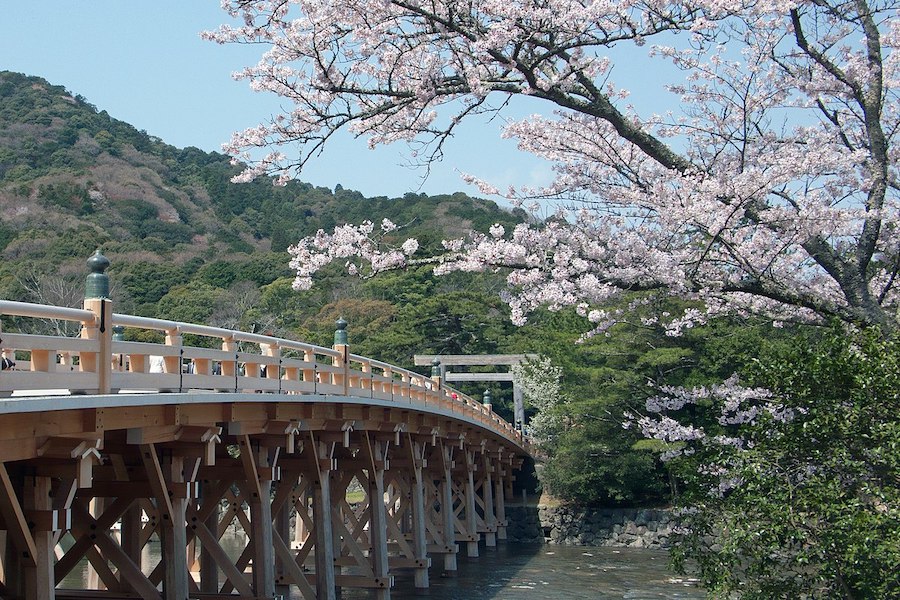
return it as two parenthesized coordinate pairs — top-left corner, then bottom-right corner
(85, 497), (105, 591)
(311, 436), (336, 600)
(408, 437), (429, 588)
(438, 442), (457, 573)
(363, 433), (391, 600)
(482, 450), (497, 548)
(464, 448), (480, 558)
(494, 461), (508, 541)
(115, 453), (143, 579)
(23, 475), (55, 600)
(141, 446), (189, 600)
(199, 481), (220, 593)
(274, 483), (292, 598)
(239, 437), (275, 598)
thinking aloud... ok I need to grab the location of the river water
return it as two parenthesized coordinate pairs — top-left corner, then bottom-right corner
(335, 544), (704, 600)
(62, 536), (704, 599)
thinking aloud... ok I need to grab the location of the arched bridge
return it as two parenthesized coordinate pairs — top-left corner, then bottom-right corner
(0, 254), (530, 600)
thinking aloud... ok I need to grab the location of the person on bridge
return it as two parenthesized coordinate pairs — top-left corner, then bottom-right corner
(0, 342), (15, 370)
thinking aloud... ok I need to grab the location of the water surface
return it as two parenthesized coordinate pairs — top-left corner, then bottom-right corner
(61, 535), (703, 599)
(335, 544), (704, 599)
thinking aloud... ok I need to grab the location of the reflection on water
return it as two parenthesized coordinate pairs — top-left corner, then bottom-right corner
(59, 533), (703, 599)
(334, 544), (703, 600)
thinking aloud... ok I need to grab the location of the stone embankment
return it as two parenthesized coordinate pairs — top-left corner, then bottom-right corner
(505, 505), (674, 548)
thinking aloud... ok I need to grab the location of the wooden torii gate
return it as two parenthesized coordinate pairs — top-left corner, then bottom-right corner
(412, 355), (538, 431)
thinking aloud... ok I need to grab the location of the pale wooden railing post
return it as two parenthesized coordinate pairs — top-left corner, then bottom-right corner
(163, 328), (182, 376)
(81, 250), (112, 394)
(383, 367), (393, 398)
(261, 341), (280, 384)
(302, 349), (316, 390)
(221, 336), (236, 378)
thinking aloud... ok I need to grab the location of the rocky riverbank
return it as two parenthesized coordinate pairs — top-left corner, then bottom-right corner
(505, 505), (675, 548)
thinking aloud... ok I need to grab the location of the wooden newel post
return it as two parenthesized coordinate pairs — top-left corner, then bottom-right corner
(82, 249), (112, 394)
(332, 317), (349, 394)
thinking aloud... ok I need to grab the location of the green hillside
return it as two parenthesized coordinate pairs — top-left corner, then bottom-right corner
(0, 70), (524, 328)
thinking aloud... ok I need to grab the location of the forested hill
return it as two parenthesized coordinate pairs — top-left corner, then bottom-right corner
(0, 70), (525, 339)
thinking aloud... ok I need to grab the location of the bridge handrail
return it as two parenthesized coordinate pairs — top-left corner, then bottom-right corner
(0, 301), (525, 447)
(113, 313), (341, 358)
(0, 300), (95, 324)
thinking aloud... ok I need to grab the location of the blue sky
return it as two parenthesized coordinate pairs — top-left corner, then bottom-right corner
(1, 2), (559, 199)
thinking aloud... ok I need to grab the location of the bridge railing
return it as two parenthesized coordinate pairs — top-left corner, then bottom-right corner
(0, 298), (524, 446)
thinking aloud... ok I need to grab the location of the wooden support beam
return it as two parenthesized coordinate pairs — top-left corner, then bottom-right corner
(23, 476), (54, 600)
(187, 512), (254, 597)
(238, 438), (275, 598)
(237, 435), (263, 501)
(494, 464), (508, 541)
(108, 454), (143, 575)
(140, 445), (188, 599)
(68, 500), (161, 600)
(273, 481), (292, 599)
(161, 455), (189, 600)
(138, 444), (175, 524)
(54, 495), (132, 585)
(482, 450), (497, 547)
(309, 431), (336, 600)
(406, 434), (429, 589)
(272, 529), (317, 599)
(363, 433), (390, 600)
(0, 463), (37, 568)
(197, 481), (220, 594)
(438, 441), (457, 573)
(51, 478), (77, 549)
(464, 448), (480, 558)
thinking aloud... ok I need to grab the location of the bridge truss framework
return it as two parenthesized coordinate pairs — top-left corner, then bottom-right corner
(0, 394), (520, 600)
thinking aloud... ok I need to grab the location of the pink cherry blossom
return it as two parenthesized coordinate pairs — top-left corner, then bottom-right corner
(208, 0), (899, 332)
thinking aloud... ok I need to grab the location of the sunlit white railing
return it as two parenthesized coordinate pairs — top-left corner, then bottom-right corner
(0, 300), (524, 446)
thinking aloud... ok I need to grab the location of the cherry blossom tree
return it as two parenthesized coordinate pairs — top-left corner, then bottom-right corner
(631, 328), (900, 598)
(205, 0), (900, 333)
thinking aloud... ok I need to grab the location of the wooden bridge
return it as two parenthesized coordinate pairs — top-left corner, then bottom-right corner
(0, 252), (530, 599)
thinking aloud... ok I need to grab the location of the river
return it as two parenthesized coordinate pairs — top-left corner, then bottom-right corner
(62, 536), (704, 598)
(336, 543), (704, 600)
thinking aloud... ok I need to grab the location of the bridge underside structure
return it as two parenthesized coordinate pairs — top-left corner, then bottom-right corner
(0, 393), (520, 600)
(0, 279), (529, 600)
